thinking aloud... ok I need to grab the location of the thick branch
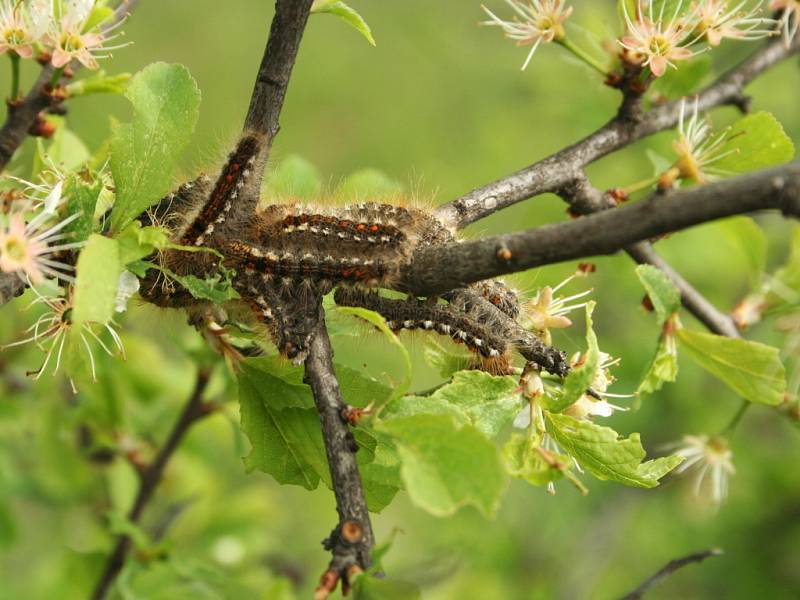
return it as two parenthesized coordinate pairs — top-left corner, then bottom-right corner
(304, 313), (375, 594)
(618, 548), (723, 600)
(0, 0), (137, 172)
(437, 37), (800, 229)
(404, 162), (800, 296)
(90, 368), (212, 600)
(558, 173), (741, 338)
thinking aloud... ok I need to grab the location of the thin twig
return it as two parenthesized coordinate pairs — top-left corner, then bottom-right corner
(231, 0), (315, 219)
(403, 162), (800, 296)
(89, 368), (213, 600)
(618, 548), (723, 600)
(436, 37), (800, 229)
(304, 311), (375, 597)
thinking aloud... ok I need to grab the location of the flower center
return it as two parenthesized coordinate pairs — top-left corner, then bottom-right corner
(3, 27), (27, 45)
(648, 35), (671, 57)
(1, 236), (28, 265)
(60, 32), (85, 52)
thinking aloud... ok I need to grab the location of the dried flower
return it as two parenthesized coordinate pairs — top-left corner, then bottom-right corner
(619, 0), (704, 76)
(481, 0), (573, 70)
(694, 0), (775, 46)
(770, 0), (800, 46)
(0, 181), (81, 285)
(671, 434), (735, 503)
(671, 97), (737, 183)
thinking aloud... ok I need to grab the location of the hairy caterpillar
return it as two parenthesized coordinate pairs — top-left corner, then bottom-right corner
(137, 136), (568, 371)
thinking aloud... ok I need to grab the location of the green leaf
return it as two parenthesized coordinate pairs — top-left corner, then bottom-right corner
(677, 329), (786, 405)
(717, 217), (767, 284)
(379, 415), (505, 517)
(263, 154), (322, 199)
(545, 412), (682, 488)
(34, 116), (90, 172)
(337, 168), (403, 199)
(238, 364), (324, 490)
(384, 371), (520, 438)
(650, 55), (711, 99)
(73, 234), (121, 326)
(503, 433), (565, 486)
(64, 174), (104, 242)
(714, 111), (795, 174)
(312, 0), (376, 46)
(636, 265), (681, 324)
(424, 338), (471, 379)
(337, 306), (412, 403)
(637, 331), (678, 396)
(544, 302), (598, 412)
(167, 265), (241, 303)
(768, 225), (800, 309)
(238, 359), (399, 511)
(116, 221), (170, 266)
(353, 576), (421, 600)
(110, 63), (201, 231)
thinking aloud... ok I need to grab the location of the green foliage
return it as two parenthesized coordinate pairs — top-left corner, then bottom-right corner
(636, 265), (681, 325)
(503, 432), (566, 486)
(312, 0), (376, 46)
(63, 173), (104, 243)
(337, 306), (412, 404)
(167, 266), (241, 304)
(545, 413), (682, 488)
(677, 330), (786, 405)
(383, 371), (520, 438)
(34, 118), (90, 172)
(237, 359), (400, 511)
(110, 63), (201, 231)
(637, 333), (679, 396)
(72, 234), (121, 326)
(636, 266), (681, 396)
(715, 112), (796, 174)
(544, 303), (598, 412)
(380, 415), (505, 518)
(650, 55), (711, 100)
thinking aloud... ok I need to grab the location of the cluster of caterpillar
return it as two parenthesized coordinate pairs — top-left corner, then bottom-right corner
(137, 135), (568, 373)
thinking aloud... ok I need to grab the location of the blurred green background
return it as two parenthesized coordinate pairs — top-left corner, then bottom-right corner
(1, 1), (799, 598)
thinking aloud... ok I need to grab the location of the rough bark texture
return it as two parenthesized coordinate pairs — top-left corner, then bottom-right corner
(403, 162), (800, 296)
(304, 313), (375, 575)
(436, 37), (800, 229)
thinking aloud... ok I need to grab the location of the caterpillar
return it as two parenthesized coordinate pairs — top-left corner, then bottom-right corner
(134, 136), (568, 370)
